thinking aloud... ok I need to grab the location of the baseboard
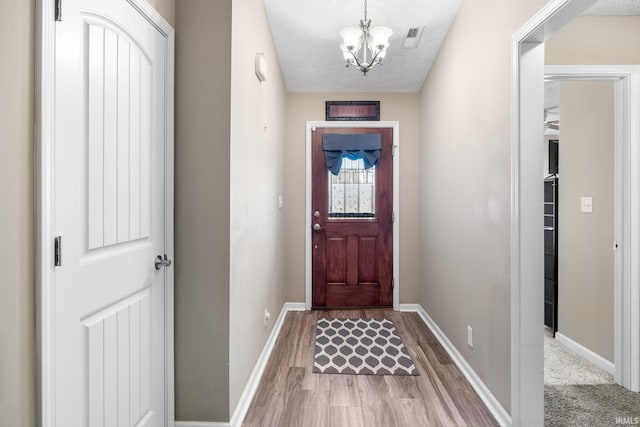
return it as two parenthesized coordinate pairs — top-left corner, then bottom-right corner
(555, 332), (615, 375)
(175, 422), (230, 427)
(228, 302), (306, 427)
(398, 304), (511, 427)
(281, 302), (306, 312)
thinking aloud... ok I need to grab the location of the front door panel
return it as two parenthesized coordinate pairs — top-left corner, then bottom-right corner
(312, 127), (393, 307)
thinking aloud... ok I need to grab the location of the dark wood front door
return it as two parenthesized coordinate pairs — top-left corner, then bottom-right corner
(312, 127), (393, 308)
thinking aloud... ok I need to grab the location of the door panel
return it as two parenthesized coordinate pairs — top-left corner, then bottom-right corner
(87, 19), (153, 250)
(84, 289), (151, 426)
(346, 235), (358, 286)
(359, 237), (378, 283)
(325, 283), (380, 307)
(53, 1), (168, 425)
(312, 127), (393, 308)
(326, 237), (347, 284)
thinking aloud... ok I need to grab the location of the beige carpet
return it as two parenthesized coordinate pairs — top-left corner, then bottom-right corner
(544, 328), (640, 426)
(544, 328), (613, 386)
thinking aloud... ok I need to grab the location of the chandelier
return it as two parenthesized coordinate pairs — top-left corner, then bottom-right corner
(339, 0), (393, 76)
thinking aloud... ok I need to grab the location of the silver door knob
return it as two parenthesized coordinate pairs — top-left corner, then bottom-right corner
(313, 223), (323, 231)
(155, 254), (172, 270)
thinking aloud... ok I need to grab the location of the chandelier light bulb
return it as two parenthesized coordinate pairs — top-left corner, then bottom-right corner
(369, 26), (393, 51)
(339, 26), (363, 51)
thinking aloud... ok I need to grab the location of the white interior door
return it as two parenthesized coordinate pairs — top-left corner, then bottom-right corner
(53, 0), (169, 425)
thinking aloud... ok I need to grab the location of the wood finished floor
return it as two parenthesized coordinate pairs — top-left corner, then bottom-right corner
(242, 309), (499, 427)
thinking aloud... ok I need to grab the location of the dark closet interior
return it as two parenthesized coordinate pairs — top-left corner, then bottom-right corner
(544, 139), (559, 335)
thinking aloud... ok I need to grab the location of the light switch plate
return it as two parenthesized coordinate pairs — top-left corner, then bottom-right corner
(581, 196), (593, 213)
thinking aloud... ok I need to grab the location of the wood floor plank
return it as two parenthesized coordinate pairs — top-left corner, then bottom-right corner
(409, 341), (474, 426)
(329, 406), (365, 427)
(385, 374), (419, 399)
(360, 388), (401, 427)
(395, 398), (432, 427)
(242, 310), (498, 427)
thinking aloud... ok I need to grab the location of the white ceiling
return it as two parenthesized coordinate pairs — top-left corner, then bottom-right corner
(263, 0), (637, 94)
(584, 0), (640, 15)
(263, 0), (461, 93)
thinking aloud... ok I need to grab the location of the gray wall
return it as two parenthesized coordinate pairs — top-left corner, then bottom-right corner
(175, 0), (231, 420)
(175, 0), (288, 420)
(0, 2), (35, 425)
(546, 16), (640, 65)
(557, 81), (615, 362)
(418, 0), (548, 412)
(283, 93), (422, 304)
(228, 0), (287, 413)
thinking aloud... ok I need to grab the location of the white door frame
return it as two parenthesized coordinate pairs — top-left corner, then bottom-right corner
(305, 121), (400, 310)
(35, 1), (175, 426)
(511, 1), (640, 424)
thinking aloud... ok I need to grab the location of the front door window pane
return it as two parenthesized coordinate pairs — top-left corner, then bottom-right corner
(328, 157), (375, 218)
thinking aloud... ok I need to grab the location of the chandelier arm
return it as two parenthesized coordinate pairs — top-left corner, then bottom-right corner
(349, 50), (364, 69)
(359, 45), (383, 69)
(368, 48), (382, 65)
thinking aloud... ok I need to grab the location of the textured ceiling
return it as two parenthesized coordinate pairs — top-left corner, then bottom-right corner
(584, 0), (640, 15)
(263, 0), (461, 93)
(263, 0), (636, 94)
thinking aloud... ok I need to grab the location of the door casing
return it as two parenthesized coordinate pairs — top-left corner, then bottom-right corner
(305, 121), (400, 310)
(35, 0), (175, 425)
(512, 0), (640, 424)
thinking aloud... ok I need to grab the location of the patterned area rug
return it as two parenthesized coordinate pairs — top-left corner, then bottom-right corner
(313, 317), (419, 376)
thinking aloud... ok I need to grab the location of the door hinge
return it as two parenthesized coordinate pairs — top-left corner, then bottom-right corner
(55, 0), (62, 21)
(392, 145), (398, 157)
(392, 211), (395, 223)
(54, 236), (62, 267)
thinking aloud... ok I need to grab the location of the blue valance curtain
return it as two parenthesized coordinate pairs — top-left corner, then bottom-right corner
(322, 133), (382, 175)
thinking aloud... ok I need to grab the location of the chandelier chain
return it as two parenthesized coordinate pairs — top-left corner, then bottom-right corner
(364, 0), (368, 22)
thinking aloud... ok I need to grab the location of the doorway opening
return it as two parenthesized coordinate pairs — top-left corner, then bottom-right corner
(544, 69), (622, 378)
(543, 71), (624, 425)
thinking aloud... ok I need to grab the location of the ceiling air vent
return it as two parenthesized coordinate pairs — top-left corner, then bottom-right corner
(403, 26), (424, 48)
(407, 28), (419, 38)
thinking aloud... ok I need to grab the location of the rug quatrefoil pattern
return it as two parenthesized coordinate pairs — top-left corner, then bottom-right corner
(313, 317), (419, 376)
